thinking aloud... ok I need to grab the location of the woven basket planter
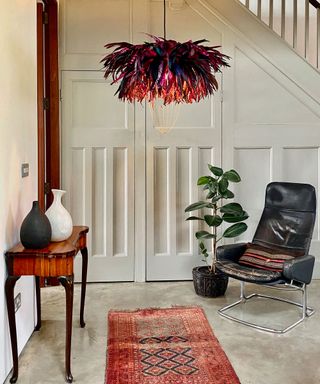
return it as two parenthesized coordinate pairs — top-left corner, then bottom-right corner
(192, 266), (228, 298)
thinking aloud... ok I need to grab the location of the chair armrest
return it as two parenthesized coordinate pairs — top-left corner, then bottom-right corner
(216, 243), (247, 263)
(283, 255), (315, 285)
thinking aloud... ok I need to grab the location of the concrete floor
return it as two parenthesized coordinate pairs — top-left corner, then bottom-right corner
(4, 280), (320, 384)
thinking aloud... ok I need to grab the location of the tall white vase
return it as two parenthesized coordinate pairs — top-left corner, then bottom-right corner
(46, 189), (73, 242)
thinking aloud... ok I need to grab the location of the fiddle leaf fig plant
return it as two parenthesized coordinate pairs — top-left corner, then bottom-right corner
(185, 165), (249, 273)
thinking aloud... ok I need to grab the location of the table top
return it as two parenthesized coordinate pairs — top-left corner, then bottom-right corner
(6, 226), (89, 257)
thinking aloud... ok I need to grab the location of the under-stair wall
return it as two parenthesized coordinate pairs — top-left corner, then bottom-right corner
(188, 0), (320, 276)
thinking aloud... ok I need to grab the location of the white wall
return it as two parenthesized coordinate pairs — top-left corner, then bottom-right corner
(0, 0), (37, 381)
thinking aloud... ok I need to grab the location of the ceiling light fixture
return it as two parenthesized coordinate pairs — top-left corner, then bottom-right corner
(101, 0), (230, 133)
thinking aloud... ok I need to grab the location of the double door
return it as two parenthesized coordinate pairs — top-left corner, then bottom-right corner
(60, 0), (224, 282)
(61, 71), (222, 281)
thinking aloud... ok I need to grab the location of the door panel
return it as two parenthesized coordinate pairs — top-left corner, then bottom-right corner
(146, 95), (222, 280)
(145, 1), (223, 280)
(61, 71), (135, 281)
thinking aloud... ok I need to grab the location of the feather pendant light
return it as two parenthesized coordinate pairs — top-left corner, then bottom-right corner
(101, 0), (230, 133)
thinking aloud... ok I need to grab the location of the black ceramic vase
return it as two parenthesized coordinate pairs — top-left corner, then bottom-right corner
(20, 201), (52, 249)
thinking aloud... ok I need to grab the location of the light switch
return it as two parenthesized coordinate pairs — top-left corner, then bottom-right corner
(21, 163), (29, 178)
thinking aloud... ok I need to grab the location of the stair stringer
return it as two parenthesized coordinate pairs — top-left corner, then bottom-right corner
(187, 0), (320, 110)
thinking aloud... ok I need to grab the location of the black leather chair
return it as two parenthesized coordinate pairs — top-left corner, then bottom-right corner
(216, 182), (316, 333)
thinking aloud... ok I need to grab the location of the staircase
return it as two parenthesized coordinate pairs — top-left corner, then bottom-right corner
(238, 0), (320, 69)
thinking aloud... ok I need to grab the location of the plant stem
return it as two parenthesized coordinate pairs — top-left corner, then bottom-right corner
(212, 204), (217, 273)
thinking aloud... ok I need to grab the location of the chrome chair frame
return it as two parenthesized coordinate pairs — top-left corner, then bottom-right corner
(218, 280), (314, 334)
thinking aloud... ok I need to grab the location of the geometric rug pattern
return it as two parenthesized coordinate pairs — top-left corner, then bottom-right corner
(106, 306), (240, 384)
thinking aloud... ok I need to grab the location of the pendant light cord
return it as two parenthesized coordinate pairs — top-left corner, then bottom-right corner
(163, 0), (167, 39)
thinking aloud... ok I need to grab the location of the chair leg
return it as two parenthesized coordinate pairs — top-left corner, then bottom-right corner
(218, 281), (314, 334)
(240, 281), (248, 300)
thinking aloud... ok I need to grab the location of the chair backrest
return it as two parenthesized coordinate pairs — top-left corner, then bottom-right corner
(252, 182), (316, 255)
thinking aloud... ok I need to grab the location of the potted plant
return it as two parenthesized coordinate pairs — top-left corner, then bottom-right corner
(185, 164), (249, 297)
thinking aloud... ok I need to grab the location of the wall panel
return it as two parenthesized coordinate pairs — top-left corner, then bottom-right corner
(176, 148), (192, 255)
(175, 98), (213, 128)
(198, 147), (215, 247)
(113, 148), (128, 257)
(234, 48), (319, 125)
(154, 148), (170, 255)
(283, 147), (319, 186)
(71, 148), (85, 225)
(92, 147), (106, 256)
(283, 147), (319, 237)
(72, 81), (127, 131)
(234, 147), (272, 240)
(60, 0), (132, 69)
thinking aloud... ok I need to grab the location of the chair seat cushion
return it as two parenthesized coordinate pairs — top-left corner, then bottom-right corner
(238, 243), (297, 272)
(216, 260), (283, 283)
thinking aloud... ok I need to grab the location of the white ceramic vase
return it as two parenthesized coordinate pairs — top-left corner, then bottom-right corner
(46, 189), (73, 242)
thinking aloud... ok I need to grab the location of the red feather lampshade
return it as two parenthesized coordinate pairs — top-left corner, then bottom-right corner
(101, 36), (230, 105)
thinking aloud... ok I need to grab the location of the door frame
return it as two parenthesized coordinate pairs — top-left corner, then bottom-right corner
(37, 0), (60, 286)
(37, 2), (45, 210)
(37, 0), (60, 209)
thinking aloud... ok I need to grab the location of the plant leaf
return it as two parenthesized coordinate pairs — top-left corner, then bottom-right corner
(199, 243), (209, 259)
(204, 215), (222, 227)
(221, 189), (234, 199)
(223, 169), (241, 183)
(218, 177), (229, 193)
(208, 165), (223, 176)
(220, 202), (244, 214)
(197, 176), (214, 185)
(222, 211), (249, 223)
(211, 195), (221, 203)
(208, 182), (218, 192)
(195, 230), (216, 239)
(186, 216), (204, 221)
(222, 222), (248, 238)
(185, 201), (212, 212)
(206, 191), (215, 199)
(201, 250), (209, 261)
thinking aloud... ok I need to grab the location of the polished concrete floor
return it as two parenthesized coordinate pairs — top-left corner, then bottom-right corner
(4, 280), (320, 384)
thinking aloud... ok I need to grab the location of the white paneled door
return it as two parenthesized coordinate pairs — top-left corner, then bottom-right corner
(61, 70), (222, 282)
(61, 71), (135, 281)
(146, 97), (222, 280)
(60, 0), (224, 282)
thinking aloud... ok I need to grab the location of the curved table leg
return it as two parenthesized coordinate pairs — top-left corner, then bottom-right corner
(5, 275), (21, 384)
(80, 247), (88, 328)
(59, 275), (74, 383)
(34, 276), (41, 331)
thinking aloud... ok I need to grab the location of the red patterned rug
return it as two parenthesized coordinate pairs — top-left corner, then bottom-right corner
(106, 306), (240, 384)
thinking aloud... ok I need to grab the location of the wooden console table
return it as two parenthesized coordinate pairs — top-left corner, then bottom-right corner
(5, 226), (89, 383)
